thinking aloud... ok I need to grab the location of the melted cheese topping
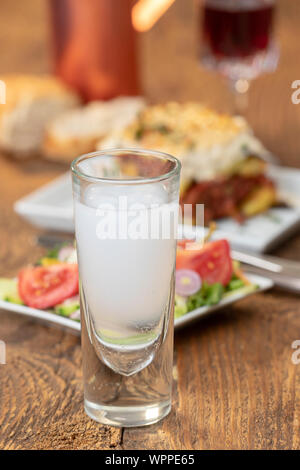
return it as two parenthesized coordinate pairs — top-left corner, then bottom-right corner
(99, 102), (269, 182)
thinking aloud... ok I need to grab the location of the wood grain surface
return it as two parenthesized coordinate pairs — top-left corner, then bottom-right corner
(0, 0), (300, 450)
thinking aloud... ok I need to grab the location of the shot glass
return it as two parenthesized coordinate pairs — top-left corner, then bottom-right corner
(71, 149), (181, 427)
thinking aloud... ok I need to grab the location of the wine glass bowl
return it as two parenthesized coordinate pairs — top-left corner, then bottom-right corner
(199, 0), (279, 110)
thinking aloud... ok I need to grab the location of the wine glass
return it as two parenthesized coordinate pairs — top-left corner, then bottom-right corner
(199, 0), (279, 111)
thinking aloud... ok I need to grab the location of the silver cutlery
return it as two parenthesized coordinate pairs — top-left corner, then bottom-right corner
(232, 250), (300, 293)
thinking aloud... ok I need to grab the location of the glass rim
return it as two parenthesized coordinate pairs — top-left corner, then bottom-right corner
(71, 148), (181, 185)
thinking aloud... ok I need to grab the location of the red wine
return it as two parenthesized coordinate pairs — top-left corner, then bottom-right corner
(202, 0), (275, 59)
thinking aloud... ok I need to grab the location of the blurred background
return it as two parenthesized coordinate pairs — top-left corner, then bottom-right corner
(0, 0), (299, 163)
(1, 1), (300, 451)
(1, 0), (300, 275)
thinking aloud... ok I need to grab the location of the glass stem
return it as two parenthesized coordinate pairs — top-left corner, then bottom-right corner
(230, 78), (251, 114)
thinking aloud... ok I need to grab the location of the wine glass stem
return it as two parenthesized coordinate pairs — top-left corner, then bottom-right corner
(230, 78), (251, 114)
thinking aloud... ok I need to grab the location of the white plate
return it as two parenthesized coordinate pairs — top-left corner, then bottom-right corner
(14, 165), (300, 252)
(14, 173), (74, 233)
(0, 273), (273, 336)
(174, 273), (273, 329)
(0, 299), (81, 335)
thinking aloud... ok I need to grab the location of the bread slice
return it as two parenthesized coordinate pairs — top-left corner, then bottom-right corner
(0, 75), (80, 157)
(43, 97), (146, 163)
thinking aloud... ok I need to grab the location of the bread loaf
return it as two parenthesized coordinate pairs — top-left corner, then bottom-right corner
(0, 75), (80, 156)
(43, 97), (146, 162)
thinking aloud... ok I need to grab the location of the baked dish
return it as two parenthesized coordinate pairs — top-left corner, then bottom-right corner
(99, 102), (277, 224)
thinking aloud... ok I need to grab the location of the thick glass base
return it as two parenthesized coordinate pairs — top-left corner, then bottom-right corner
(84, 399), (171, 428)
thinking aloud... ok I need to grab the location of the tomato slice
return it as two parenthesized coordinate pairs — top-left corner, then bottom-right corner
(176, 239), (233, 286)
(18, 264), (79, 309)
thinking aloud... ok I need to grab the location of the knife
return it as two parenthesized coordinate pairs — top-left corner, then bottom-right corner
(232, 250), (300, 293)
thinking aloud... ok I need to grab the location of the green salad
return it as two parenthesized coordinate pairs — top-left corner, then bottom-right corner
(0, 240), (258, 323)
(175, 275), (257, 319)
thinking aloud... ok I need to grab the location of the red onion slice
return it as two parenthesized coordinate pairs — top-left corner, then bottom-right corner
(58, 246), (76, 262)
(175, 269), (202, 297)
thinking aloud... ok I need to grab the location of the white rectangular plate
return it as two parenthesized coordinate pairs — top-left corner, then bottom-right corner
(14, 173), (74, 233)
(14, 165), (300, 252)
(0, 273), (273, 336)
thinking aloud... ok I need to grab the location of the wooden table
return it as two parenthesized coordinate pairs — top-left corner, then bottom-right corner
(0, 0), (299, 450)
